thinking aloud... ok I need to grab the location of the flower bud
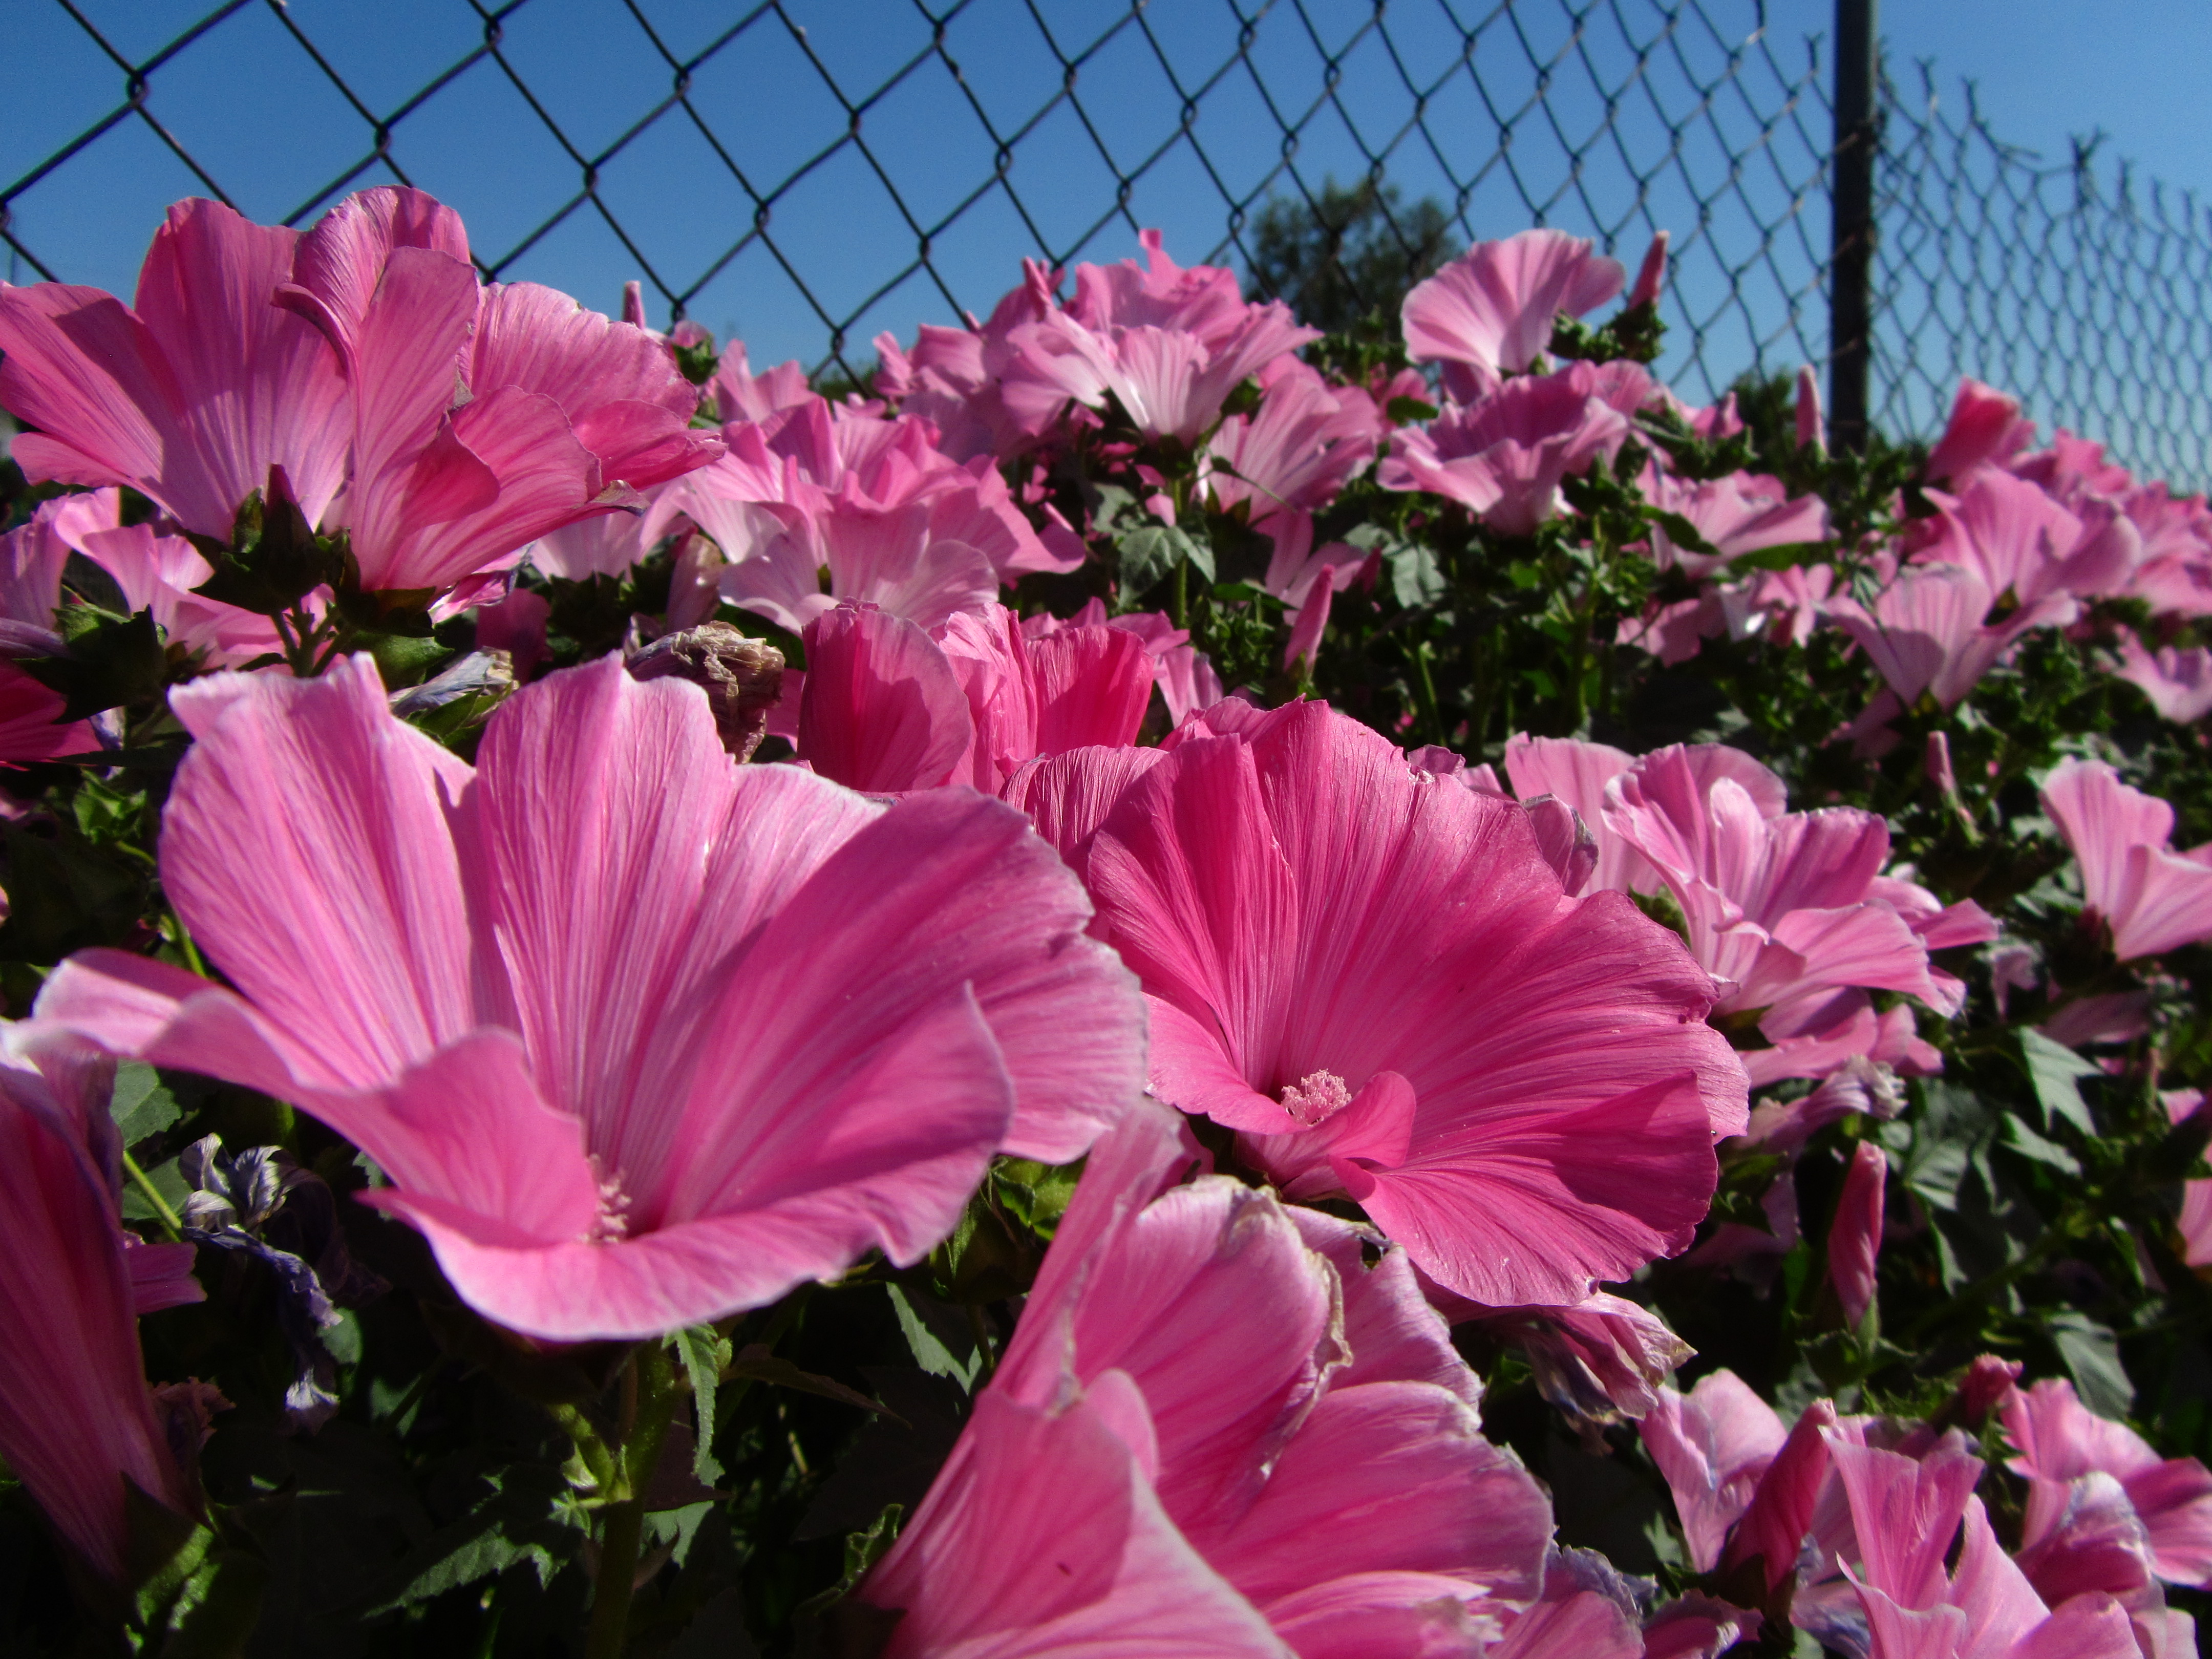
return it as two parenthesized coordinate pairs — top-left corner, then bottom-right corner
(626, 623), (785, 760)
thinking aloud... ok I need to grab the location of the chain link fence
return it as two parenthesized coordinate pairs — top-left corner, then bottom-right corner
(4, 1), (2208, 488)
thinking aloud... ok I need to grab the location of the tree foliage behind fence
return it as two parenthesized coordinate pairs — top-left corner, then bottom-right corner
(5, 0), (2210, 487)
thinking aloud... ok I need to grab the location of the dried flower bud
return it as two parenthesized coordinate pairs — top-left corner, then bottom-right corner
(626, 623), (785, 760)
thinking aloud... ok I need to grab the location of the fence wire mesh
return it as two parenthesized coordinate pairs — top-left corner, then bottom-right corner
(3, 1), (2209, 489)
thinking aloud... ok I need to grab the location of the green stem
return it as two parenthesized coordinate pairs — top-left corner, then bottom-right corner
(167, 908), (209, 980)
(1409, 639), (1442, 747)
(583, 1343), (680, 1659)
(964, 1301), (998, 1381)
(123, 1150), (184, 1242)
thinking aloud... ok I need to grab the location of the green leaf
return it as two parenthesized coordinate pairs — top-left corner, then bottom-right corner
(1385, 395), (1438, 423)
(1647, 509), (1718, 556)
(110, 1062), (183, 1146)
(885, 1284), (981, 1390)
(358, 1464), (586, 1615)
(2046, 1311), (2133, 1416)
(119, 1153), (190, 1225)
(22, 603), (167, 720)
(1387, 542), (1445, 607)
(2019, 1029), (2100, 1136)
(1998, 1113), (2081, 1176)
(724, 1345), (896, 1418)
(675, 1324), (732, 1481)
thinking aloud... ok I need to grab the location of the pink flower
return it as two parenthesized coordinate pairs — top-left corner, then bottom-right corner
(1827, 1438), (2138, 1659)
(1795, 365), (1826, 454)
(1502, 732), (1683, 895)
(2040, 758), (2212, 961)
(1626, 230), (1670, 311)
(874, 260), (1062, 461)
(0, 198), (352, 541)
(2003, 1379), (2212, 1588)
(2115, 635), (2212, 723)
(1923, 377), (2035, 484)
(1907, 470), (2131, 609)
(1399, 230), (1626, 401)
(1826, 562), (2065, 712)
(1030, 698), (1746, 1306)
(276, 186), (722, 592)
(1639, 1370), (1790, 1570)
(709, 341), (814, 424)
(1379, 362), (1631, 536)
(0, 1026), (198, 1581)
(863, 1100), (1553, 1653)
(1460, 1291), (1692, 1423)
(1203, 358), (1379, 521)
(1641, 464), (1830, 581)
(795, 600), (1157, 795)
(34, 655), (1143, 1341)
(1601, 743), (1976, 1076)
(0, 501), (102, 763)
(1827, 1140), (1887, 1327)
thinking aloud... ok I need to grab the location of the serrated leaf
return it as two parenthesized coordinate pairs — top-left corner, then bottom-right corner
(357, 1464), (584, 1615)
(886, 1284), (981, 1390)
(2046, 1311), (2133, 1416)
(1998, 1113), (2081, 1175)
(2019, 1029), (2100, 1136)
(675, 1324), (730, 1481)
(724, 1346), (896, 1419)
(111, 1062), (183, 1145)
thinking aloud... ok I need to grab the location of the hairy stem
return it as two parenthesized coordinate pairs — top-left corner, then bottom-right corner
(583, 1342), (680, 1659)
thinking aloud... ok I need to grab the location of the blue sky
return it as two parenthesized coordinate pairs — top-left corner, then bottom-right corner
(4, 1), (2207, 417)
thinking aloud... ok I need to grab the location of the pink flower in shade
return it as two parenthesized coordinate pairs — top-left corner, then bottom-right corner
(0, 502), (100, 764)
(1379, 361), (1632, 536)
(2040, 757), (2212, 962)
(32, 655), (1144, 1341)
(2003, 1379), (2212, 1589)
(1923, 377), (2035, 485)
(0, 1026), (200, 1582)
(0, 198), (353, 541)
(1826, 1140), (1887, 1327)
(1457, 1291), (1693, 1424)
(1639, 1370), (1791, 1571)
(1825, 1438), (2138, 1659)
(2114, 634), (2212, 723)
(527, 509), (662, 582)
(1640, 464), (1831, 581)
(2180, 1178), (2212, 1272)
(794, 600), (1157, 795)
(1602, 743), (1986, 1079)
(1024, 698), (1747, 1307)
(1399, 229), (1626, 402)
(1826, 562), (2066, 713)
(862, 1100), (1554, 1655)
(274, 186), (722, 593)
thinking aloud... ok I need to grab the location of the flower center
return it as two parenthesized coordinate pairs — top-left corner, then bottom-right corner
(1279, 1069), (1353, 1128)
(587, 1159), (632, 1245)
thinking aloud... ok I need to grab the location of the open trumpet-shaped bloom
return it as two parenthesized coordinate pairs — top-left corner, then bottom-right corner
(2040, 758), (2212, 962)
(1379, 363), (1630, 536)
(2002, 1378), (2212, 1589)
(1399, 230), (1626, 402)
(865, 1101), (1553, 1656)
(1027, 699), (1747, 1307)
(34, 655), (1143, 1342)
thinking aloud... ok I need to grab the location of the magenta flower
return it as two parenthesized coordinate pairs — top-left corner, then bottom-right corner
(2003, 1379), (2212, 1588)
(1826, 1140), (1887, 1327)
(276, 187), (722, 593)
(1379, 363), (1631, 536)
(1827, 561), (2066, 719)
(35, 655), (1143, 1341)
(1399, 229), (1626, 401)
(1640, 465), (1830, 582)
(0, 198), (352, 540)
(1024, 699), (1746, 1307)
(863, 1100), (1552, 1653)
(0, 1027), (198, 1582)
(1923, 377), (2034, 484)
(874, 260), (1062, 461)
(1909, 470), (2138, 609)
(2040, 758), (2212, 962)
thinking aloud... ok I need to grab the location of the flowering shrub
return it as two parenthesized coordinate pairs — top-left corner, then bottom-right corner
(2, 190), (2211, 1657)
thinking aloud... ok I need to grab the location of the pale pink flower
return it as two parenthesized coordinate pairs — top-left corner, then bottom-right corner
(275, 186), (722, 593)
(0, 198), (352, 540)
(1908, 470), (2133, 609)
(0, 1026), (198, 1581)
(2040, 757), (2212, 961)
(1458, 1291), (1692, 1423)
(864, 1100), (1552, 1654)
(1399, 229), (1626, 401)
(1827, 562), (2067, 712)
(2010, 429), (2135, 504)
(34, 655), (1143, 1341)
(1379, 362), (1631, 535)
(528, 511), (662, 582)
(1639, 1370), (1791, 1569)
(0, 502), (100, 763)
(1827, 1140), (1887, 1327)
(1029, 698), (1747, 1307)
(2180, 1181), (2212, 1272)
(1203, 358), (1380, 521)
(1923, 377), (2035, 485)
(2004, 1379), (2212, 1588)
(1487, 1552), (1646, 1657)
(1827, 1438), (2138, 1659)
(1640, 464), (1830, 581)
(1502, 732), (1688, 895)
(709, 341), (814, 424)
(874, 259), (1062, 461)
(2115, 635), (2212, 723)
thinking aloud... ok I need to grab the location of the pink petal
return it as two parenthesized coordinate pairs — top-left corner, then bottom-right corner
(1287, 1208), (1481, 1403)
(797, 602), (975, 792)
(1826, 1140), (1888, 1327)
(1827, 1438), (1984, 1609)
(1639, 1369), (1788, 1570)
(1003, 744), (1171, 871)
(1724, 1398), (1838, 1591)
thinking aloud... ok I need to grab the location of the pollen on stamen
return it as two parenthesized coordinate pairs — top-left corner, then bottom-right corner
(586, 1159), (632, 1244)
(1279, 1070), (1353, 1127)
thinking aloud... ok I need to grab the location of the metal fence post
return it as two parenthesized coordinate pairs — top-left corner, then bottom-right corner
(1830, 0), (1878, 451)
